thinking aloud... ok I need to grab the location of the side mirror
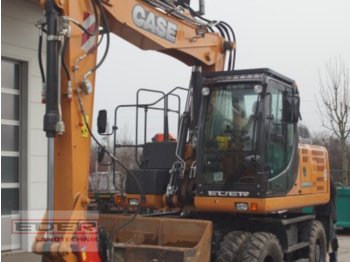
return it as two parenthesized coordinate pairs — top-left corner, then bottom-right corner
(97, 110), (107, 134)
(283, 95), (300, 123)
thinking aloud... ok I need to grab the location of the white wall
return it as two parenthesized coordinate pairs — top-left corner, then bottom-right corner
(2, 0), (47, 251)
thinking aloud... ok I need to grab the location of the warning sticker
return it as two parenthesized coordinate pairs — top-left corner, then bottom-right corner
(81, 115), (89, 138)
(81, 12), (96, 53)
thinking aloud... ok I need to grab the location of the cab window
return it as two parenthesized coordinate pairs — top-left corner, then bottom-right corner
(267, 81), (294, 178)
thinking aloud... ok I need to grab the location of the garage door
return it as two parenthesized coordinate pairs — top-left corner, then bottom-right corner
(1, 58), (22, 251)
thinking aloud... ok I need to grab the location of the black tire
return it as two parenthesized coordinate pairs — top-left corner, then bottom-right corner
(215, 231), (251, 262)
(237, 232), (283, 262)
(308, 221), (327, 262)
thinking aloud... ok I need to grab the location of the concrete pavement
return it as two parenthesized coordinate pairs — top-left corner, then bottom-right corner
(337, 232), (350, 262)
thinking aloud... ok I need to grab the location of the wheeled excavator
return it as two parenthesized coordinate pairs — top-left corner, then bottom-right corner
(33, 0), (333, 261)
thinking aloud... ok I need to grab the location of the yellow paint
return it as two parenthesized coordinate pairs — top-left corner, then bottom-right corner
(81, 252), (86, 261)
(81, 115), (89, 138)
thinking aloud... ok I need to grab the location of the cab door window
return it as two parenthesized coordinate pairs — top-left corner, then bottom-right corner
(267, 81), (294, 178)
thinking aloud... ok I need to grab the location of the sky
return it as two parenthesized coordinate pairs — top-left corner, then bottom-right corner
(94, 0), (350, 141)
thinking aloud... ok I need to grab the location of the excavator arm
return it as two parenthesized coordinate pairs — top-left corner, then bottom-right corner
(33, 0), (233, 260)
(103, 0), (228, 71)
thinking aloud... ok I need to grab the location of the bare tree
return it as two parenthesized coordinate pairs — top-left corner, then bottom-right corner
(318, 56), (350, 185)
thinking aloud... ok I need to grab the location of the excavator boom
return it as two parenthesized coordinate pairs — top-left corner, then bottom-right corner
(38, 0), (231, 213)
(34, 0), (232, 260)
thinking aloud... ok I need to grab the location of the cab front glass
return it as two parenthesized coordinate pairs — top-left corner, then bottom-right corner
(199, 83), (262, 189)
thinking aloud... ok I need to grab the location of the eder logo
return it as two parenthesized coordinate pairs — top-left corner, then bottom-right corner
(132, 5), (178, 43)
(12, 220), (98, 234)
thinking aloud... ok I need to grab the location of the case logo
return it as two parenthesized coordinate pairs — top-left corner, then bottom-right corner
(132, 5), (178, 43)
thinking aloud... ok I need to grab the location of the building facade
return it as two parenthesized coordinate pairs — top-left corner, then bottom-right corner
(2, 0), (47, 251)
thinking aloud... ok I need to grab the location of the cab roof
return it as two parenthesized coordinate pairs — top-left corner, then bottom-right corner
(202, 68), (295, 86)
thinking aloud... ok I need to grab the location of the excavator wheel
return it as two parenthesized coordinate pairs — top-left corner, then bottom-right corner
(308, 221), (327, 262)
(215, 231), (251, 262)
(237, 232), (283, 262)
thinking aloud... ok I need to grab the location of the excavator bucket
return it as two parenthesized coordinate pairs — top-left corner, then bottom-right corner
(99, 214), (212, 262)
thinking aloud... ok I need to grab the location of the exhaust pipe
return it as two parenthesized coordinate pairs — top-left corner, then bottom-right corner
(199, 0), (205, 15)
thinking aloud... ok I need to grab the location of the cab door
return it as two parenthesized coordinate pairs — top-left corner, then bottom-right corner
(265, 79), (298, 196)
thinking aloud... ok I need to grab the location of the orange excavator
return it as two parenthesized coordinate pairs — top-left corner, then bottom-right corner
(33, 0), (333, 261)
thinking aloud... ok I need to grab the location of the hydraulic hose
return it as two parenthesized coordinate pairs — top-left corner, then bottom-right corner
(38, 32), (46, 84)
(43, 0), (59, 138)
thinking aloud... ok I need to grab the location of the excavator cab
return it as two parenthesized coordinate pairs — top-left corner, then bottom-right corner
(195, 68), (300, 201)
(94, 68), (330, 262)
